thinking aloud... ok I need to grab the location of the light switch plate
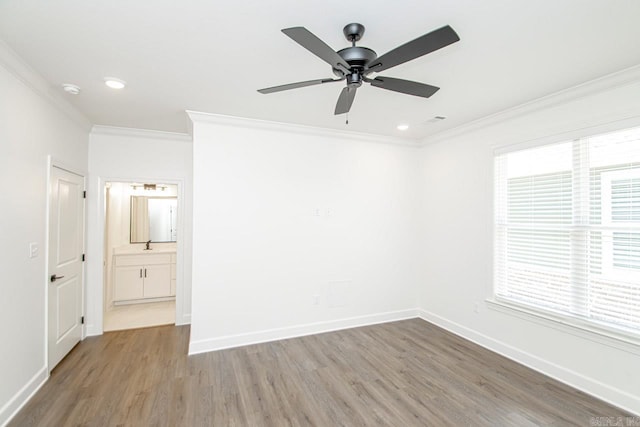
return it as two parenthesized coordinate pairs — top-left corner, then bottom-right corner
(29, 242), (39, 258)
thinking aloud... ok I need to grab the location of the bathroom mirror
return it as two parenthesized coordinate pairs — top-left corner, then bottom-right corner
(130, 196), (178, 243)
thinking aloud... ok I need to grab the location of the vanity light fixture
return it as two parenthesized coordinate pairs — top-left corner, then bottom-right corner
(131, 183), (168, 191)
(104, 77), (126, 89)
(397, 124), (409, 131)
(62, 83), (81, 95)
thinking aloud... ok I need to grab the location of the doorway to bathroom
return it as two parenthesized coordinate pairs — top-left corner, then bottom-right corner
(103, 181), (178, 331)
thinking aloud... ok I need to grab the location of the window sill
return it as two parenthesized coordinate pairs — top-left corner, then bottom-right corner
(485, 298), (640, 356)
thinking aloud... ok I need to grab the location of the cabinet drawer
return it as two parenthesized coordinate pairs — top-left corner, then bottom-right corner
(115, 253), (171, 266)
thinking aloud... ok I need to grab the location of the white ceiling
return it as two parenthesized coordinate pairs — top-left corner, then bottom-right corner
(1, 0), (640, 140)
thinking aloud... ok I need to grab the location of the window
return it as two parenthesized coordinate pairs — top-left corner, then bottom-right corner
(494, 126), (640, 338)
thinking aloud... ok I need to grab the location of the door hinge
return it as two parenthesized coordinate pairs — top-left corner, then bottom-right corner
(81, 316), (85, 324)
(82, 254), (85, 262)
(83, 190), (86, 199)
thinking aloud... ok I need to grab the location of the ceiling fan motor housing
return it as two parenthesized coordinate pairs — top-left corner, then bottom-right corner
(334, 46), (377, 79)
(337, 46), (377, 68)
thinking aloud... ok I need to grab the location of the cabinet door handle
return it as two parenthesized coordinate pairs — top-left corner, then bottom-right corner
(144, 268), (147, 278)
(140, 268), (142, 278)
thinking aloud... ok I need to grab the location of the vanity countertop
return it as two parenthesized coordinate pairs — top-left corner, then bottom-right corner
(113, 245), (176, 255)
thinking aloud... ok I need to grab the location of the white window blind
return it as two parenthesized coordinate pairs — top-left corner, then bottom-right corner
(495, 126), (640, 338)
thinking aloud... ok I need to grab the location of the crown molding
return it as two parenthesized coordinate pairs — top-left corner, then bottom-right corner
(421, 64), (640, 146)
(186, 111), (420, 147)
(91, 125), (192, 142)
(0, 39), (92, 131)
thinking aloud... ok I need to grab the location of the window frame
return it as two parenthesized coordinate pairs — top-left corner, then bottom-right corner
(491, 126), (640, 350)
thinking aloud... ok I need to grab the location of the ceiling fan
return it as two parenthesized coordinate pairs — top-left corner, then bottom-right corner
(258, 23), (460, 115)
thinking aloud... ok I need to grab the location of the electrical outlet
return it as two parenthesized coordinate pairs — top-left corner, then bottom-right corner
(313, 294), (320, 305)
(474, 302), (480, 314)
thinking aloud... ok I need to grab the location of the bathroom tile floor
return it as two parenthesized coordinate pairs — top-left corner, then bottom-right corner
(104, 300), (175, 331)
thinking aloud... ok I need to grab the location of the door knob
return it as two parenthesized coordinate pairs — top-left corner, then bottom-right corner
(50, 274), (65, 282)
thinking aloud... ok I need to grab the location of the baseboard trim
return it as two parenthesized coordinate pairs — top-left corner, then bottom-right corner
(0, 366), (48, 427)
(188, 308), (419, 355)
(176, 313), (191, 326)
(85, 323), (102, 337)
(417, 309), (640, 416)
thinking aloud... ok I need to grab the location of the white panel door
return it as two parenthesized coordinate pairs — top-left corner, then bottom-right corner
(48, 166), (84, 371)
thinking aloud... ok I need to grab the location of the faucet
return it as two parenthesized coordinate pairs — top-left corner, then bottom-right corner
(145, 240), (152, 250)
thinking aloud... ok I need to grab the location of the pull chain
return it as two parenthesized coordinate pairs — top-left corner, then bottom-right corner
(346, 112), (349, 125)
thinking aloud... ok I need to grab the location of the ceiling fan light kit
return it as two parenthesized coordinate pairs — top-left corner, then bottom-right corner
(258, 22), (460, 116)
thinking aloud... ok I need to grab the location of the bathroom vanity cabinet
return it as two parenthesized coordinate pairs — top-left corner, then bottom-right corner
(113, 252), (176, 304)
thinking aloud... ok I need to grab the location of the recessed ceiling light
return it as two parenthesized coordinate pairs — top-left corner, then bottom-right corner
(62, 83), (81, 95)
(104, 77), (126, 89)
(397, 124), (409, 131)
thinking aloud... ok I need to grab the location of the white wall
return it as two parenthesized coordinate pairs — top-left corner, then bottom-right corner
(86, 128), (193, 333)
(188, 115), (421, 353)
(418, 70), (640, 414)
(0, 49), (89, 424)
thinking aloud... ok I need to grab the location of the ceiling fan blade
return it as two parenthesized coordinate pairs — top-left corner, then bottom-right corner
(369, 76), (439, 98)
(335, 86), (357, 115)
(282, 27), (351, 72)
(258, 78), (341, 94)
(366, 25), (459, 73)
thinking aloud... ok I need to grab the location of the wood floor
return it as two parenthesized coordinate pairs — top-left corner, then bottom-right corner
(10, 319), (628, 426)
